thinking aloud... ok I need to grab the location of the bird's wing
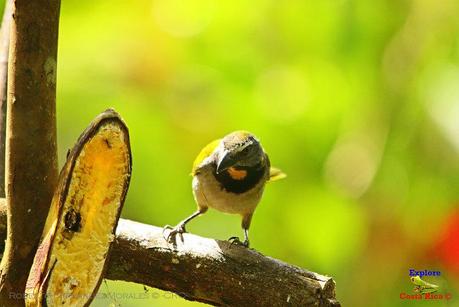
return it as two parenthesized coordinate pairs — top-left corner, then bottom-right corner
(192, 138), (221, 176)
(268, 167), (286, 182)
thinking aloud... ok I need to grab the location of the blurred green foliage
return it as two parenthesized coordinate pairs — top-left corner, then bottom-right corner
(4, 0), (459, 305)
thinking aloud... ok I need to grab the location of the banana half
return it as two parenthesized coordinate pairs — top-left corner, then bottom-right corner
(26, 109), (132, 307)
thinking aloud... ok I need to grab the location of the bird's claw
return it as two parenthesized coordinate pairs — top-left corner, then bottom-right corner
(228, 236), (249, 248)
(163, 223), (187, 243)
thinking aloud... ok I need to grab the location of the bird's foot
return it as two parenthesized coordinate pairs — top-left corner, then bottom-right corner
(163, 223), (187, 243)
(228, 236), (249, 248)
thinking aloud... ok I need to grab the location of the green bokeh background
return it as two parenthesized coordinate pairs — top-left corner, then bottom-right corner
(8, 0), (459, 306)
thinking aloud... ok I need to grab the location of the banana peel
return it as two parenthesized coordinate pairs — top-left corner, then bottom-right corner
(26, 109), (132, 306)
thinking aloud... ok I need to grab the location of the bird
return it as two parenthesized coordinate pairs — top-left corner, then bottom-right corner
(164, 131), (286, 247)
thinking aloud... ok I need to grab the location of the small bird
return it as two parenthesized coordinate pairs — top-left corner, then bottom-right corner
(164, 131), (286, 247)
(410, 276), (439, 294)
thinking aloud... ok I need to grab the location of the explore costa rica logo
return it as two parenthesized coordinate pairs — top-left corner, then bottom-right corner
(399, 269), (452, 301)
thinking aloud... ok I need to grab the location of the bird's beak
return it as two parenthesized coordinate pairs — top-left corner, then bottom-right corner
(216, 150), (235, 174)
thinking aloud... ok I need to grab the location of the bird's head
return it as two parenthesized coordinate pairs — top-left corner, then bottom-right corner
(215, 131), (265, 174)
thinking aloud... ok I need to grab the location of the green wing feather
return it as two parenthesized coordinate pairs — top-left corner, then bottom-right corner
(192, 139), (221, 176)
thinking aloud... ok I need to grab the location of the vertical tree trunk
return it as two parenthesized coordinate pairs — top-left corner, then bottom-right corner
(0, 1), (60, 305)
(0, 0), (13, 198)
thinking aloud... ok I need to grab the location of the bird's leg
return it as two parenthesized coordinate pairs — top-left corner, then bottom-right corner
(228, 213), (252, 248)
(242, 228), (249, 247)
(163, 208), (207, 243)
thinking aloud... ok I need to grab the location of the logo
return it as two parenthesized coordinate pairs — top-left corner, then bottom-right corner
(410, 276), (438, 294)
(399, 269), (452, 301)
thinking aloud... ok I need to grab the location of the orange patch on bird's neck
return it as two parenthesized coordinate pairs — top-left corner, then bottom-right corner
(227, 167), (247, 180)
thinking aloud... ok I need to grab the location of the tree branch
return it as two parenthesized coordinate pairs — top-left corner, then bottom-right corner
(0, 200), (340, 306)
(0, 1), (60, 304)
